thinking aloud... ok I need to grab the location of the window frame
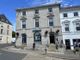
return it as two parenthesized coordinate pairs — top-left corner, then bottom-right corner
(63, 13), (68, 17)
(35, 19), (39, 27)
(1, 29), (3, 34)
(35, 9), (39, 14)
(22, 11), (26, 16)
(74, 12), (78, 17)
(76, 22), (80, 31)
(48, 8), (53, 12)
(21, 20), (26, 29)
(64, 24), (70, 32)
(49, 17), (54, 27)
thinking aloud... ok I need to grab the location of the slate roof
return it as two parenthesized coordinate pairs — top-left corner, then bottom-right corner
(0, 14), (12, 25)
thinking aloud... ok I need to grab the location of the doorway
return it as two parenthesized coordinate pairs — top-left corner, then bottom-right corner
(34, 32), (41, 44)
(22, 34), (27, 44)
(65, 39), (71, 49)
(49, 32), (55, 44)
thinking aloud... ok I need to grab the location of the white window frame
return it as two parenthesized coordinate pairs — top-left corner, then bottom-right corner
(75, 22), (80, 31)
(49, 17), (54, 27)
(21, 20), (26, 29)
(64, 23), (70, 32)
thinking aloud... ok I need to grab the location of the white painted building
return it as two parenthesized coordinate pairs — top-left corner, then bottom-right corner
(60, 6), (80, 50)
(0, 14), (12, 44)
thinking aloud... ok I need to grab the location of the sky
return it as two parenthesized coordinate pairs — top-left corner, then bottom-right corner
(0, 0), (80, 31)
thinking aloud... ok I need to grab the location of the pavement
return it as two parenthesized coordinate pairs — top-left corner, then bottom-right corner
(1, 46), (80, 60)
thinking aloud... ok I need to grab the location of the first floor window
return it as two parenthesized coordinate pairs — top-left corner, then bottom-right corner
(65, 24), (69, 32)
(35, 19), (39, 27)
(76, 23), (80, 31)
(49, 17), (54, 27)
(22, 20), (26, 28)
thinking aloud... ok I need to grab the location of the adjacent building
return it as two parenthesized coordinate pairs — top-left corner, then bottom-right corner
(60, 6), (80, 50)
(16, 3), (62, 48)
(0, 14), (12, 44)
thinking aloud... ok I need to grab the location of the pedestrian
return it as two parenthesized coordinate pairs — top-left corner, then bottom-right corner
(33, 43), (35, 50)
(73, 42), (79, 54)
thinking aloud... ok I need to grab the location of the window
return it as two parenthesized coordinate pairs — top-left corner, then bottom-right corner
(1, 25), (3, 27)
(74, 12), (78, 16)
(22, 20), (26, 28)
(35, 19), (39, 27)
(63, 13), (68, 17)
(76, 23), (80, 31)
(48, 8), (53, 12)
(0, 36), (2, 40)
(22, 11), (26, 16)
(65, 24), (69, 31)
(7, 30), (9, 35)
(35, 9), (39, 14)
(7, 25), (9, 29)
(1, 29), (3, 34)
(49, 17), (54, 26)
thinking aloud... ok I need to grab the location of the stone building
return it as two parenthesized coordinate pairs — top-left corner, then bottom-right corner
(16, 3), (62, 48)
(0, 14), (12, 44)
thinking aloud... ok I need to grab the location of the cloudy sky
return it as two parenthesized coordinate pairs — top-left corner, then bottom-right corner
(0, 0), (80, 31)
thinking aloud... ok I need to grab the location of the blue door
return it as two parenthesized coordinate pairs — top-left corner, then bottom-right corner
(22, 34), (26, 44)
(34, 32), (41, 44)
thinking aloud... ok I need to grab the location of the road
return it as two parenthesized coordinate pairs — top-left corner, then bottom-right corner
(0, 44), (80, 60)
(0, 44), (26, 60)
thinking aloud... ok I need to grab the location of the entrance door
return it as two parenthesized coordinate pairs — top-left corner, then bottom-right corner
(22, 34), (26, 44)
(49, 32), (55, 44)
(65, 39), (71, 49)
(34, 32), (41, 44)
